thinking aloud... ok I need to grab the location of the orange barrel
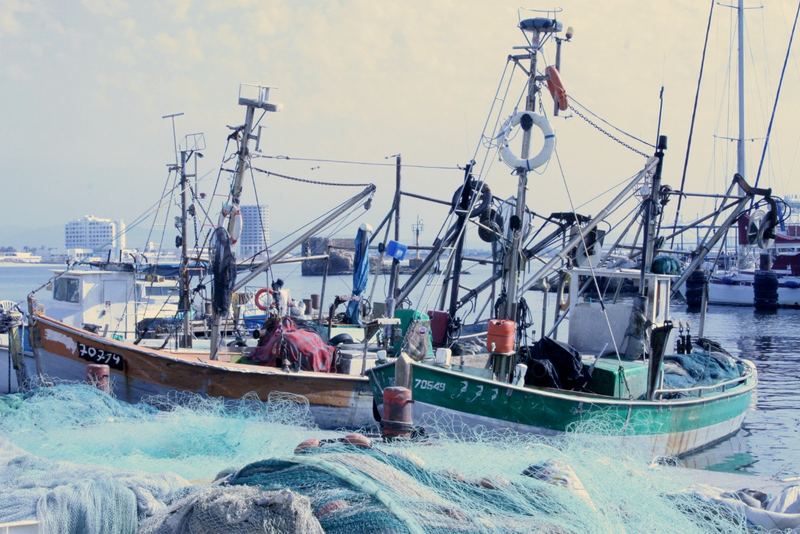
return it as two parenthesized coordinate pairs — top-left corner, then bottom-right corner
(487, 319), (516, 353)
(427, 310), (450, 346)
(86, 363), (111, 393)
(381, 386), (414, 439)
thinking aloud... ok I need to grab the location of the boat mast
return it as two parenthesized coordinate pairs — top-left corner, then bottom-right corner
(736, 0), (746, 187)
(385, 154), (401, 319)
(179, 149), (192, 348)
(501, 23), (541, 321)
(210, 85), (278, 360)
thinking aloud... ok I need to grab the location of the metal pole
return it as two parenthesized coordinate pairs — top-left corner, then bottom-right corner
(386, 155), (402, 318)
(503, 33), (538, 321)
(519, 158), (658, 294)
(233, 185), (375, 291)
(639, 136), (668, 295)
(318, 251), (330, 325)
(210, 104), (257, 359)
(736, 0), (746, 187)
(179, 150), (192, 348)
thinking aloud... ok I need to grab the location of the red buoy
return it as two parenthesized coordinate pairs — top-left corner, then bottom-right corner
(381, 386), (414, 439)
(294, 438), (321, 454)
(487, 319), (516, 353)
(342, 433), (372, 448)
(86, 364), (111, 393)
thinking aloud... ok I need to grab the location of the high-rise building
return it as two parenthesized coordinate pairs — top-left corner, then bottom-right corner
(239, 204), (269, 258)
(64, 215), (126, 253)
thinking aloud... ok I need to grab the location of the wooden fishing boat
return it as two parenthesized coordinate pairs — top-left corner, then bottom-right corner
(11, 85), (390, 429)
(26, 312), (375, 428)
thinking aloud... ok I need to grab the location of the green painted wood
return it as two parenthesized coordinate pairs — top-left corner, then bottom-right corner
(368, 361), (754, 437)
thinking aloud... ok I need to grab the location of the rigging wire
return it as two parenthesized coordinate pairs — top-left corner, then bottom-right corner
(671, 0), (716, 248)
(254, 154), (460, 171)
(567, 94), (655, 149)
(753, 0), (800, 190)
(251, 167), (373, 188)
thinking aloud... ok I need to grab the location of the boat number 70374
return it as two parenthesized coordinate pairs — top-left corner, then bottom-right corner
(76, 342), (125, 370)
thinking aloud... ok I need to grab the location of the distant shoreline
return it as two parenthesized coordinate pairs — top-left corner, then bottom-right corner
(0, 263), (64, 268)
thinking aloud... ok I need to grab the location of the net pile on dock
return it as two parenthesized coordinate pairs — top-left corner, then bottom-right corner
(0, 384), (788, 533)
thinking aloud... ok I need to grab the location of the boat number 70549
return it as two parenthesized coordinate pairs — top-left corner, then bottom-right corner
(414, 379), (446, 392)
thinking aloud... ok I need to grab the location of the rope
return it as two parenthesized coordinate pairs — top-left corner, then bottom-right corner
(671, 0), (716, 246)
(252, 167), (373, 188)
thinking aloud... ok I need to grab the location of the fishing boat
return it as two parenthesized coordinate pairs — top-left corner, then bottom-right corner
(367, 13), (760, 458)
(17, 85), (394, 429)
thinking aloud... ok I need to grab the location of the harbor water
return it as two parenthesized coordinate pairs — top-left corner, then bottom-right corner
(1, 262), (797, 479)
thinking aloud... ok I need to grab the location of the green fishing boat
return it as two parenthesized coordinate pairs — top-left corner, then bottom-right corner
(367, 14), (763, 458)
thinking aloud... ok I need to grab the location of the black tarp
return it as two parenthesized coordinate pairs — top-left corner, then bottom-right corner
(211, 227), (236, 316)
(521, 337), (588, 390)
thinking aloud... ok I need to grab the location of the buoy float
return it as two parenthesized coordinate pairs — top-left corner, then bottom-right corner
(342, 433), (372, 448)
(293, 438), (321, 454)
(497, 111), (555, 172)
(86, 363), (111, 394)
(545, 66), (568, 111)
(254, 287), (271, 311)
(217, 202), (243, 245)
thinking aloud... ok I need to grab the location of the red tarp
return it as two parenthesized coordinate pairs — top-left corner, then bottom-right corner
(250, 317), (334, 372)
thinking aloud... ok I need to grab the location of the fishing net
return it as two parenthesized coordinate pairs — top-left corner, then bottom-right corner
(0, 383), (327, 480)
(0, 383), (779, 533)
(0, 437), (190, 533)
(139, 486), (323, 534)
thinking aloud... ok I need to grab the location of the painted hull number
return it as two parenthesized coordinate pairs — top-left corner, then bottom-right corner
(414, 379), (446, 392)
(77, 342), (124, 370)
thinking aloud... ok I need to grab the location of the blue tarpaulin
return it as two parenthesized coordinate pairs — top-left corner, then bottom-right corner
(345, 225), (371, 324)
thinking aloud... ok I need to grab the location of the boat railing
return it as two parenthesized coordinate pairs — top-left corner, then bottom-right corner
(653, 368), (754, 399)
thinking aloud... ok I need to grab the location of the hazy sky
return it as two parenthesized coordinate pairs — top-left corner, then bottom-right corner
(1, 0), (799, 248)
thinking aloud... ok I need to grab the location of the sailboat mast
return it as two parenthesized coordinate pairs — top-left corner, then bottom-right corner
(736, 0), (746, 185)
(502, 31), (539, 320)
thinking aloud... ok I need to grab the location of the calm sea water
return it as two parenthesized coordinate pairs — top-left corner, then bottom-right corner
(1, 263), (797, 479)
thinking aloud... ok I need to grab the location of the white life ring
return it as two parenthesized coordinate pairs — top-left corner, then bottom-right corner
(498, 111), (555, 172)
(217, 202), (243, 244)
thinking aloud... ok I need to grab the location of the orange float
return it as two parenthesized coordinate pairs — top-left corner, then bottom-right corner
(545, 66), (568, 111)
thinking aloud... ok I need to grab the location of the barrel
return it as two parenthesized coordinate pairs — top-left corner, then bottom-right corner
(685, 269), (706, 312)
(310, 293), (321, 310)
(381, 386), (413, 439)
(86, 364), (111, 394)
(487, 319), (516, 353)
(754, 270), (779, 312)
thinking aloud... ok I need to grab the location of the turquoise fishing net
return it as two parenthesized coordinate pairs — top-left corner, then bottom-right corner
(0, 384), (755, 533)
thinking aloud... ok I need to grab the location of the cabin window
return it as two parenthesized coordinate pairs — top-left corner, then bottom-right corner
(53, 278), (80, 303)
(145, 286), (177, 297)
